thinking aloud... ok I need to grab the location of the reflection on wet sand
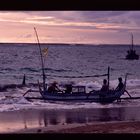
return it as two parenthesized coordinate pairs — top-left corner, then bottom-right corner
(0, 107), (140, 133)
(22, 107), (140, 128)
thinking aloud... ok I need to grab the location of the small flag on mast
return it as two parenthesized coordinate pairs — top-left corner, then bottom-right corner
(42, 48), (48, 56)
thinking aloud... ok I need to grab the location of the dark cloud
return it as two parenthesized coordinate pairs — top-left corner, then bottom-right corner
(2, 11), (140, 24)
(78, 11), (127, 21)
(32, 11), (127, 23)
(6, 11), (139, 29)
(21, 11), (140, 29)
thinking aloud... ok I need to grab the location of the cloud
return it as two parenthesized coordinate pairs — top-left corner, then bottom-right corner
(0, 11), (140, 44)
(0, 11), (140, 32)
(24, 34), (32, 38)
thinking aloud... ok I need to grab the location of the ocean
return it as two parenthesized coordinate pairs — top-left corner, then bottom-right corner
(0, 43), (140, 132)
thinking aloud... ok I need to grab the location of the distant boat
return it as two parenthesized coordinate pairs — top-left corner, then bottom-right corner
(126, 33), (139, 60)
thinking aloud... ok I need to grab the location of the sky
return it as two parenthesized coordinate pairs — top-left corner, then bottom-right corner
(0, 11), (140, 44)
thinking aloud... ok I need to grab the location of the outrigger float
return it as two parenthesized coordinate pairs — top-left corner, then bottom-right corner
(23, 28), (138, 104)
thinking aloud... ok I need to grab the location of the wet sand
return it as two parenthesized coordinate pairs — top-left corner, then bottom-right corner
(1, 106), (140, 134)
(15, 121), (140, 133)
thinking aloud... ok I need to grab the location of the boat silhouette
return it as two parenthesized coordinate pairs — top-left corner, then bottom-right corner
(126, 33), (139, 60)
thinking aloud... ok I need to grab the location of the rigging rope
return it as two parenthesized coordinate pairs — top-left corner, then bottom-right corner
(45, 73), (108, 78)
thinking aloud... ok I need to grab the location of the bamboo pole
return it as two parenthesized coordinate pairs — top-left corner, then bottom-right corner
(131, 33), (134, 50)
(34, 27), (46, 91)
(22, 74), (26, 85)
(107, 66), (110, 89)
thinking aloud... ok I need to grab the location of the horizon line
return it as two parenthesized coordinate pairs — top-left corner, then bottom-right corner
(0, 42), (140, 46)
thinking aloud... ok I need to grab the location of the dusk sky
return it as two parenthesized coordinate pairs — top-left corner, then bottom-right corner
(0, 11), (140, 44)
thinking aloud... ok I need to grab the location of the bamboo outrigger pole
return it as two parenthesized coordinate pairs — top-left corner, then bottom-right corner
(131, 33), (134, 50)
(107, 66), (110, 89)
(34, 27), (46, 91)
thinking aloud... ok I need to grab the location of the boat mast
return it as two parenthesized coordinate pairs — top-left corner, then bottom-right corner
(34, 27), (46, 91)
(131, 33), (134, 50)
(107, 66), (110, 89)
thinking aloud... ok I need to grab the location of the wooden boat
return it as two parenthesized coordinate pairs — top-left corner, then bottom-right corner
(37, 67), (127, 103)
(38, 84), (126, 103)
(126, 50), (139, 60)
(126, 33), (139, 60)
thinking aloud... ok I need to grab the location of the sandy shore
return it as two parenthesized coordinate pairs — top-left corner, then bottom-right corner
(1, 107), (140, 134)
(15, 121), (140, 134)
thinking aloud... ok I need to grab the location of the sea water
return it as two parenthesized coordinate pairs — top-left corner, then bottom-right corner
(0, 43), (140, 110)
(0, 43), (140, 132)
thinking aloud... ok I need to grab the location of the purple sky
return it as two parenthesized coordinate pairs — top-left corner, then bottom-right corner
(0, 11), (140, 44)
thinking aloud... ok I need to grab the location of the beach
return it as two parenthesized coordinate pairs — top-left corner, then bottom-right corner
(0, 107), (139, 134)
(15, 121), (140, 133)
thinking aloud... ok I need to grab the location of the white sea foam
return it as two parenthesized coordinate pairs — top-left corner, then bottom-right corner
(0, 78), (139, 112)
(127, 79), (140, 87)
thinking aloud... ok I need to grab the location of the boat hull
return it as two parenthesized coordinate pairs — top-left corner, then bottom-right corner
(126, 54), (139, 60)
(40, 89), (125, 103)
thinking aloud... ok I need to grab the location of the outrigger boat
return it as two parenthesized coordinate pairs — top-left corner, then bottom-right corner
(25, 68), (128, 103)
(38, 76), (127, 103)
(23, 28), (129, 103)
(37, 65), (128, 103)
